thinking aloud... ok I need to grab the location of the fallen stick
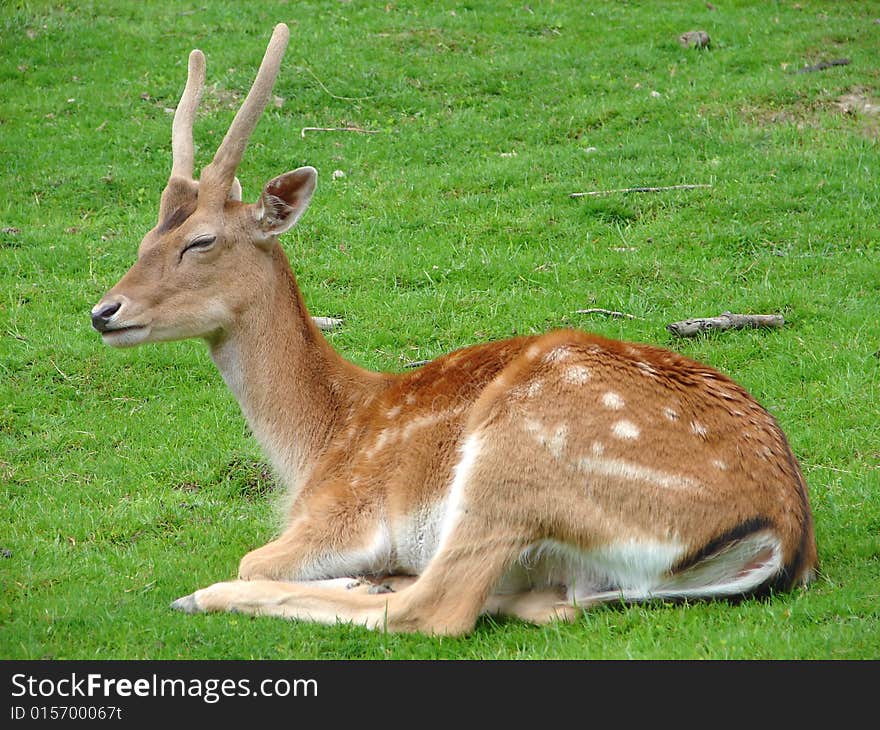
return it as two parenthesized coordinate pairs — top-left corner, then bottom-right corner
(570, 184), (711, 198)
(300, 65), (374, 101)
(403, 359), (432, 369)
(312, 316), (343, 331)
(666, 311), (784, 337)
(301, 126), (380, 138)
(792, 58), (850, 74)
(575, 308), (641, 320)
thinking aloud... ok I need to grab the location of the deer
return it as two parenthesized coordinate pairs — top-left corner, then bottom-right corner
(90, 24), (817, 635)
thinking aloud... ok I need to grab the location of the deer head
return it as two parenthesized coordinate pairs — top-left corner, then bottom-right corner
(91, 23), (315, 347)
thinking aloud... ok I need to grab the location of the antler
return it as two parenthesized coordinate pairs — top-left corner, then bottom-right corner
(198, 23), (290, 209)
(170, 49), (206, 180)
(157, 48), (206, 222)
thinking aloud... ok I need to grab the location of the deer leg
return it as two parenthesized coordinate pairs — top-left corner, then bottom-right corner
(483, 589), (582, 625)
(171, 579), (395, 628)
(237, 530), (312, 582)
(236, 503), (387, 582)
(174, 429), (538, 633)
(172, 515), (528, 635)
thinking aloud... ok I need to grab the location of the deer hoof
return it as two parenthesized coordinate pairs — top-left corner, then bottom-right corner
(368, 583), (395, 595)
(171, 593), (201, 614)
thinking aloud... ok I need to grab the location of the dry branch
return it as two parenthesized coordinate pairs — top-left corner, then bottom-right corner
(793, 58), (850, 74)
(576, 308), (641, 320)
(300, 65), (374, 101)
(666, 312), (784, 337)
(300, 126), (379, 138)
(570, 184), (711, 198)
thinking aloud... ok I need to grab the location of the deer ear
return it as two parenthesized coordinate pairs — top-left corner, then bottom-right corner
(254, 166), (317, 239)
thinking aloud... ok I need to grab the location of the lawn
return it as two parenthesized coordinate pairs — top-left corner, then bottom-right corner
(1, 0), (878, 659)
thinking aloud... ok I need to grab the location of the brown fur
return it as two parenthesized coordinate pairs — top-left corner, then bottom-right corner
(91, 24), (817, 635)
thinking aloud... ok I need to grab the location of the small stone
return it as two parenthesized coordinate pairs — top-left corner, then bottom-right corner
(679, 30), (710, 49)
(332, 169), (345, 180)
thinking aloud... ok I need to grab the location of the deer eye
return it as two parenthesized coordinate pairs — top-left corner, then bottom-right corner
(182, 235), (217, 257)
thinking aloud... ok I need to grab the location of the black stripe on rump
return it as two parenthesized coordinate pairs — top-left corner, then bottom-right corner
(671, 516), (794, 599)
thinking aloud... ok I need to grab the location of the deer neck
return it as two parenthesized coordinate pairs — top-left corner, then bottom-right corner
(207, 245), (382, 496)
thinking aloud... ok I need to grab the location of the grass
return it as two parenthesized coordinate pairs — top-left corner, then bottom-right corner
(1, 0), (879, 660)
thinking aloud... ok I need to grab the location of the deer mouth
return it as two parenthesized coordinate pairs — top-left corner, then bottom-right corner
(101, 324), (150, 347)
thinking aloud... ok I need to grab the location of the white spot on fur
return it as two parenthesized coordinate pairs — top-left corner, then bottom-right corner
(663, 407), (679, 421)
(364, 428), (395, 458)
(612, 419), (640, 440)
(713, 459), (727, 471)
(548, 424), (568, 459)
(602, 391), (625, 410)
(526, 379), (544, 397)
(563, 365), (591, 385)
(576, 454), (701, 491)
(386, 405), (402, 419)
(524, 418), (567, 459)
(591, 441), (605, 456)
(400, 407), (464, 440)
(525, 345), (542, 360)
(545, 346), (574, 364)
(691, 420), (708, 438)
(367, 407), (465, 457)
(636, 361), (658, 378)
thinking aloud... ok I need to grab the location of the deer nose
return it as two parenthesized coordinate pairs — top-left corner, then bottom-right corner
(91, 301), (122, 332)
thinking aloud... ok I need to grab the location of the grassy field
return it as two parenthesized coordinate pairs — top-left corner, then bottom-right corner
(1, 0), (878, 660)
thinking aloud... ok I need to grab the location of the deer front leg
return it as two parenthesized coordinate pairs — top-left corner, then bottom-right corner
(172, 496), (391, 615)
(237, 531), (308, 582)
(237, 499), (387, 582)
(171, 512), (529, 635)
(171, 579), (396, 628)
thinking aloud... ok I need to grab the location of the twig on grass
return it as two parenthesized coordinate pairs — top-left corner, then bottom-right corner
(792, 58), (850, 74)
(576, 308), (642, 320)
(300, 65), (374, 101)
(569, 184), (712, 198)
(666, 311), (784, 337)
(300, 126), (380, 138)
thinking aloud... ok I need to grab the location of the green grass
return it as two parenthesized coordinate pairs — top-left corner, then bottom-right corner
(2, 0), (879, 659)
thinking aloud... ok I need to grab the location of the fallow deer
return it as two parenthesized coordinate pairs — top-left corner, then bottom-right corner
(91, 24), (817, 635)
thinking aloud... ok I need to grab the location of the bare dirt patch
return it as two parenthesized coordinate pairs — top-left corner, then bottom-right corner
(743, 87), (880, 137)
